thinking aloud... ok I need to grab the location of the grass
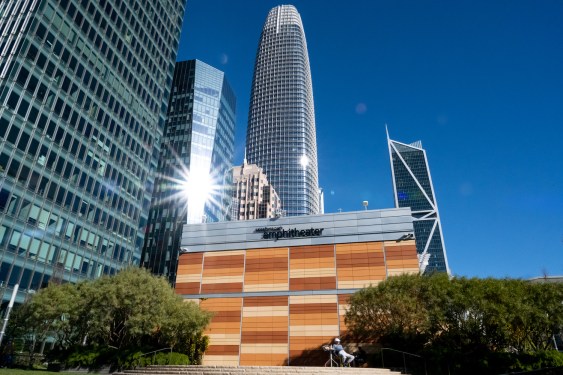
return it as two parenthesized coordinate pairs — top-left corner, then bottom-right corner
(0, 370), (84, 375)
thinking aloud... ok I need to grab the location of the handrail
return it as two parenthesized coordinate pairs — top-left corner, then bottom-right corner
(139, 347), (172, 358)
(134, 347), (173, 368)
(380, 347), (427, 375)
(381, 347), (423, 358)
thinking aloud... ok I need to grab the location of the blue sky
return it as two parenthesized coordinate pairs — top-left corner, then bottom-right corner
(176, 0), (563, 278)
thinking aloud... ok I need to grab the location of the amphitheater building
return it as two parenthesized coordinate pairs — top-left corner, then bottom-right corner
(176, 208), (420, 366)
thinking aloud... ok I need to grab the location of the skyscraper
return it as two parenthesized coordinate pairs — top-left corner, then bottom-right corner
(141, 60), (236, 284)
(231, 159), (281, 221)
(387, 132), (451, 274)
(0, 0), (185, 304)
(246, 5), (320, 217)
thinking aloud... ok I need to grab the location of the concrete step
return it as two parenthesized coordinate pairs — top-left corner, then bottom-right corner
(115, 365), (402, 375)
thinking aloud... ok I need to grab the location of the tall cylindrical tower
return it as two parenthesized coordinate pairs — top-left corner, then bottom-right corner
(246, 5), (319, 216)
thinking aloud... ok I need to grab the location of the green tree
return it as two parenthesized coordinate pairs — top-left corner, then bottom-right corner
(8, 268), (212, 368)
(345, 274), (432, 351)
(345, 274), (563, 374)
(7, 282), (87, 366)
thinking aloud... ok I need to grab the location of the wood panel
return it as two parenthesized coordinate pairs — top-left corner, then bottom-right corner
(240, 295), (288, 366)
(179, 238), (420, 366)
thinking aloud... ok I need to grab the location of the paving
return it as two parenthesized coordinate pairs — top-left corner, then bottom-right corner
(114, 364), (404, 375)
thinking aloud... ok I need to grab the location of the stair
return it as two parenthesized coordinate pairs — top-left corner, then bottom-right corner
(114, 365), (404, 375)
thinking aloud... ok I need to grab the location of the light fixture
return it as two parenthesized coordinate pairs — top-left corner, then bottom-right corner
(396, 233), (414, 242)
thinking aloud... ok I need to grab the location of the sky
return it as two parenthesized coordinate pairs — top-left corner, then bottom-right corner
(176, 0), (563, 279)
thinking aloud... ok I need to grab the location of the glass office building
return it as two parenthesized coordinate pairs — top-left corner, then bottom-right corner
(387, 133), (451, 273)
(0, 0), (185, 304)
(141, 60), (236, 284)
(246, 5), (320, 217)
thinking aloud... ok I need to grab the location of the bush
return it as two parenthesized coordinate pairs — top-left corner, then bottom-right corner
(146, 352), (190, 366)
(58, 345), (115, 370)
(514, 350), (563, 371)
(48, 345), (191, 372)
(9, 268), (211, 370)
(118, 350), (190, 370)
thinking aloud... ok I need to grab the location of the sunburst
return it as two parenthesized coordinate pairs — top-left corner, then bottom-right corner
(153, 144), (223, 224)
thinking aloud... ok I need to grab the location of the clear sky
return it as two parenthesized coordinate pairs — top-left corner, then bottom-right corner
(176, 0), (563, 279)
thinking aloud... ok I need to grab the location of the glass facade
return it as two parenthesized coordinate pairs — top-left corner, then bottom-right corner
(0, 0), (185, 304)
(141, 60), (236, 284)
(246, 5), (320, 217)
(388, 138), (451, 273)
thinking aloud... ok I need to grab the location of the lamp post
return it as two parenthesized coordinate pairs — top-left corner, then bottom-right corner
(0, 284), (19, 346)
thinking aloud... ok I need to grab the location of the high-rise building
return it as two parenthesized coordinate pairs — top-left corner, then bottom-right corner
(141, 60), (236, 284)
(246, 5), (320, 217)
(0, 0), (185, 304)
(387, 132), (451, 274)
(231, 159), (281, 221)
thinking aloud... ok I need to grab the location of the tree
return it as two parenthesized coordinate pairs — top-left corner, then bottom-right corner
(345, 274), (563, 374)
(7, 282), (85, 367)
(8, 268), (212, 368)
(345, 273), (433, 351)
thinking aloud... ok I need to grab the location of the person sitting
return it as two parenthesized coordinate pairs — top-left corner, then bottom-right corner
(332, 338), (354, 366)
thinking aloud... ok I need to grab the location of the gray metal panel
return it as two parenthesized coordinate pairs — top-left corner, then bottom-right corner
(330, 212), (361, 221)
(381, 216), (412, 224)
(356, 234), (385, 242)
(332, 226), (359, 235)
(309, 237), (339, 245)
(180, 208), (414, 252)
(381, 223), (414, 232)
(380, 208), (411, 217)
(353, 218), (383, 226)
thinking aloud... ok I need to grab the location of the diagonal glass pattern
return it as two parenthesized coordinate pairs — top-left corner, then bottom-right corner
(389, 137), (450, 274)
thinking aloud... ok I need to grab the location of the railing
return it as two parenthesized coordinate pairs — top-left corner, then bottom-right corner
(499, 366), (563, 375)
(380, 347), (427, 375)
(135, 347), (172, 368)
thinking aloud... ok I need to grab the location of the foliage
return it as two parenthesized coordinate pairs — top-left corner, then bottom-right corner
(6, 268), (211, 370)
(49, 345), (192, 372)
(514, 350), (563, 370)
(345, 274), (563, 374)
(0, 370), (83, 375)
(139, 351), (191, 366)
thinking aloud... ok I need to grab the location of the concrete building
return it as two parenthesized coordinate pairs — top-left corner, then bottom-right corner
(231, 159), (281, 221)
(246, 5), (320, 216)
(141, 60), (236, 285)
(0, 0), (185, 304)
(175, 208), (419, 366)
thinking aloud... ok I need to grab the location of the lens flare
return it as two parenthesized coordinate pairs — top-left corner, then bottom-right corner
(300, 155), (309, 168)
(154, 144), (226, 224)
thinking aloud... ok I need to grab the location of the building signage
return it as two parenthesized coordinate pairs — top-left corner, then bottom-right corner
(255, 226), (324, 240)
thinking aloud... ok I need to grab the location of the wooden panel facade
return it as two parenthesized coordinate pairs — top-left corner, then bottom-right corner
(177, 240), (418, 366)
